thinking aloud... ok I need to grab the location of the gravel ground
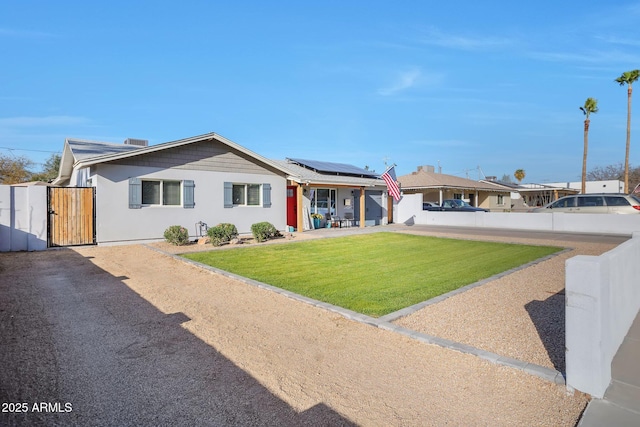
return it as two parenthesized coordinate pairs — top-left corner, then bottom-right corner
(391, 228), (618, 373)
(0, 226), (610, 426)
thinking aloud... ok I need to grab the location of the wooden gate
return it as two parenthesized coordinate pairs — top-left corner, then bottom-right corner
(48, 187), (96, 247)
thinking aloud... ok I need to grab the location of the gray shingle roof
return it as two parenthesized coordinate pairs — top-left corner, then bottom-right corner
(66, 139), (143, 162)
(398, 169), (507, 192)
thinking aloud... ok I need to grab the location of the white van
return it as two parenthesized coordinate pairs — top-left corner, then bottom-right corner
(530, 194), (640, 214)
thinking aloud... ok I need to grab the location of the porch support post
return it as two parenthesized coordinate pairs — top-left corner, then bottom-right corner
(359, 187), (365, 228)
(296, 183), (304, 232)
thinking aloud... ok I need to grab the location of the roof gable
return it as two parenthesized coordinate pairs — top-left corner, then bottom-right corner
(53, 133), (294, 185)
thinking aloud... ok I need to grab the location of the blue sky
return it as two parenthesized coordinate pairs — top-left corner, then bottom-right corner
(1, 1), (639, 183)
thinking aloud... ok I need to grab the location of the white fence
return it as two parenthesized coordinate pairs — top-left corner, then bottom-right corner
(397, 193), (640, 235)
(565, 233), (640, 397)
(0, 185), (48, 252)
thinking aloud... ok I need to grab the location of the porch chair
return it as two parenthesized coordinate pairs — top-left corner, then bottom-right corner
(341, 212), (355, 228)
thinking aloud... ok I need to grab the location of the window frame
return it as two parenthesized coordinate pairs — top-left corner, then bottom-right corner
(141, 179), (183, 207)
(232, 183), (262, 207)
(310, 187), (337, 217)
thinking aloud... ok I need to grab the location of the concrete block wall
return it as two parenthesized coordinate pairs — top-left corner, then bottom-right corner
(565, 232), (640, 397)
(0, 185), (48, 252)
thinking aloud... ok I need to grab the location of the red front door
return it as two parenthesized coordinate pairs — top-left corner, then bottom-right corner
(286, 186), (297, 228)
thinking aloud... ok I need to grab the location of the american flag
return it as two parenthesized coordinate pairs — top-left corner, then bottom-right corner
(381, 166), (401, 201)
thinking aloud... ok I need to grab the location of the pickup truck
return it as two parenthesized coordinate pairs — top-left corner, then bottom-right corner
(423, 199), (489, 212)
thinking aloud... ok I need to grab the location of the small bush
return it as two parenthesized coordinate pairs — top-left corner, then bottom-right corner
(207, 223), (238, 246)
(251, 221), (281, 243)
(164, 225), (190, 246)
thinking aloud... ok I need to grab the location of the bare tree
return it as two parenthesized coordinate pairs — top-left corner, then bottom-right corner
(0, 154), (34, 184)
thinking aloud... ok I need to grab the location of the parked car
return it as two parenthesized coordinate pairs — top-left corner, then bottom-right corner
(422, 201), (439, 209)
(530, 194), (640, 214)
(424, 199), (489, 212)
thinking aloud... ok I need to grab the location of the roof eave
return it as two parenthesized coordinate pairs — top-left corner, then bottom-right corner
(70, 133), (296, 177)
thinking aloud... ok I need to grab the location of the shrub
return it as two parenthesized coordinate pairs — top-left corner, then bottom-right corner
(207, 223), (238, 246)
(164, 225), (190, 246)
(251, 221), (281, 243)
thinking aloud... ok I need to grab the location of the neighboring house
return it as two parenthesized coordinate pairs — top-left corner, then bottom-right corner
(398, 165), (511, 212)
(53, 133), (293, 245)
(545, 180), (625, 194)
(514, 184), (580, 209)
(273, 159), (389, 230)
(481, 178), (622, 210)
(52, 133), (393, 245)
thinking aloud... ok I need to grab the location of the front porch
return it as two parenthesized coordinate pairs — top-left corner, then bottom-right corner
(286, 183), (393, 232)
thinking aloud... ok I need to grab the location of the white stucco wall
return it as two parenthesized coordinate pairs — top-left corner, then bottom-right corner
(0, 185), (48, 252)
(396, 193), (640, 235)
(565, 232), (640, 397)
(93, 164), (287, 244)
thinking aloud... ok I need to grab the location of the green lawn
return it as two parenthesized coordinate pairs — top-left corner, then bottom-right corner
(183, 233), (561, 317)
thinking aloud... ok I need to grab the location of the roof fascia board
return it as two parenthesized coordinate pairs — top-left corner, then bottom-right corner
(301, 181), (383, 188)
(51, 139), (75, 185)
(403, 184), (505, 190)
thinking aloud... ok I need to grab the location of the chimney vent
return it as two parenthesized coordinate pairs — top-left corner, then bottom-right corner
(418, 165), (435, 173)
(124, 138), (148, 147)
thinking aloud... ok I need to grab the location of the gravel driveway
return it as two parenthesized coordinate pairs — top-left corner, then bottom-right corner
(0, 226), (620, 426)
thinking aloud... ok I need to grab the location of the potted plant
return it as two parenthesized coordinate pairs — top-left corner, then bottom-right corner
(310, 213), (323, 229)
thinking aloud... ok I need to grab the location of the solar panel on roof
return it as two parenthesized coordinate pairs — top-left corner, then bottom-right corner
(68, 140), (144, 160)
(287, 158), (378, 177)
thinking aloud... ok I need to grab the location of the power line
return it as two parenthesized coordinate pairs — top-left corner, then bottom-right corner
(0, 146), (60, 154)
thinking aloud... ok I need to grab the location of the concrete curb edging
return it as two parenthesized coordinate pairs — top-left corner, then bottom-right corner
(145, 244), (566, 386)
(379, 247), (572, 322)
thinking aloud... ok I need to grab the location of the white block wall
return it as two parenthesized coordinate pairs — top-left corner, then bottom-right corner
(0, 185), (48, 252)
(565, 232), (640, 397)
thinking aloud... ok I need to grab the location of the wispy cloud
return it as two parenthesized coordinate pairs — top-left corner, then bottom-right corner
(595, 35), (640, 47)
(0, 28), (57, 39)
(529, 49), (640, 64)
(377, 68), (445, 96)
(418, 27), (514, 51)
(0, 116), (90, 127)
(378, 68), (422, 96)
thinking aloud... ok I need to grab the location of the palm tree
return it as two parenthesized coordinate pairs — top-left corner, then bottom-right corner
(514, 169), (525, 183)
(615, 69), (640, 193)
(580, 97), (599, 194)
